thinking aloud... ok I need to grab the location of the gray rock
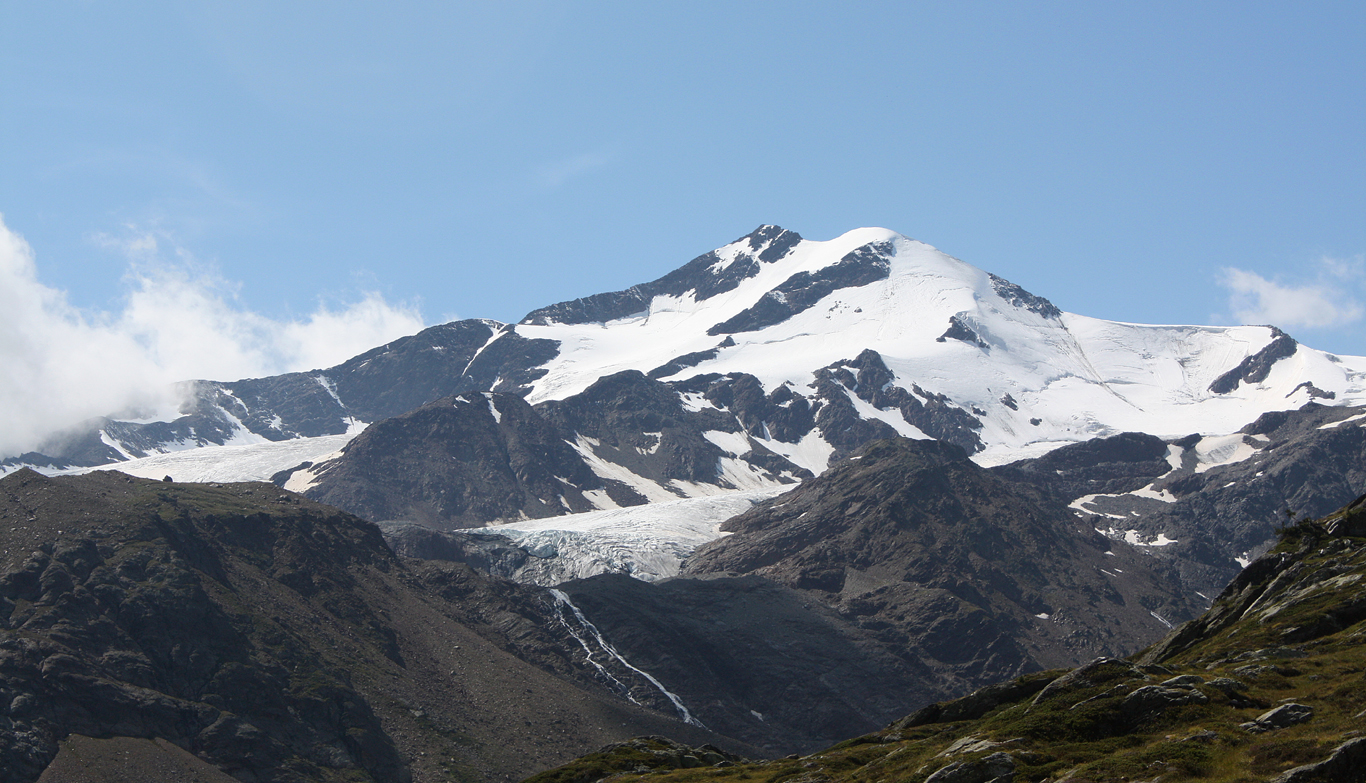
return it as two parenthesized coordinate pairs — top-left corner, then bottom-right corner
(1159, 674), (1205, 688)
(1031, 658), (1147, 707)
(925, 751), (1016, 783)
(1120, 685), (1209, 715)
(1233, 663), (1292, 679)
(1205, 677), (1245, 693)
(1256, 703), (1315, 729)
(1270, 737), (1366, 782)
(1231, 646), (1307, 662)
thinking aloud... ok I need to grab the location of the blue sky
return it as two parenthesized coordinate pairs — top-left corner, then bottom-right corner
(0, 2), (1363, 447)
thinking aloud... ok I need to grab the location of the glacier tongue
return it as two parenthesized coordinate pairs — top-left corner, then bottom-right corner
(470, 490), (784, 585)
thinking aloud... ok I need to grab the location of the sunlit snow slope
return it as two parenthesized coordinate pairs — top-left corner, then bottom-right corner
(515, 227), (1366, 466)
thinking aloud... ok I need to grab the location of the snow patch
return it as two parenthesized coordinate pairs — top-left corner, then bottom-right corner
(1129, 486), (1177, 504)
(98, 431), (136, 461)
(314, 374), (345, 407)
(1070, 495), (1129, 520)
(1193, 433), (1261, 473)
(1164, 444), (1184, 472)
(702, 429), (752, 456)
(678, 391), (718, 412)
(753, 427), (835, 476)
(57, 431), (362, 486)
(567, 435), (688, 504)
(1319, 411), (1366, 429)
(1098, 527), (1179, 547)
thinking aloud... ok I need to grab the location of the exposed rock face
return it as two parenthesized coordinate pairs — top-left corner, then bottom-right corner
(937, 314), (989, 348)
(1209, 326), (1299, 394)
(1242, 703), (1313, 732)
(1271, 737), (1366, 783)
(0, 471), (407, 783)
(6, 319), (506, 467)
(707, 240), (894, 335)
(648, 337), (735, 379)
(683, 372), (818, 447)
(992, 431), (1171, 498)
(522, 226), (804, 327)
(537, 371), (752, 488)
(0, 469), (744, 783)
(462, 438), (1195, 754)
(328, 319), (503, 421)
(16, 224), (1353, 494)
(300, 392), (611, 528)
(987, 272), (1061, 319)
(296, 374), (811, 529)
(367, 436), (1204, 756)
(684, 438), (1195, 677)
(554, 574), (938, 755)
(997, 403), (1366, 597)
(812, 350), (984, 455)
(458, 327), (562, 396)
(381, 522), (533, 578)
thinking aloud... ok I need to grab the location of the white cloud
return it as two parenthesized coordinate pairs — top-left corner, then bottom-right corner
(0, 215), (426, 457)
(1218, 260), (1364, 331)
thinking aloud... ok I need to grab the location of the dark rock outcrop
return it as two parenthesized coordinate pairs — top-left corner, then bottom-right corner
(301, 392), (610, 528)
(707, 240), (894, 335)
(521, 226), (803, 326)
(1209, 326), (1299, 394)
(685, 438), (1197, 681)
(987, 272), (1061, 319)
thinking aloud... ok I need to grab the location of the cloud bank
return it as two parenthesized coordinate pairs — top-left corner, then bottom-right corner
(1219, 258), (1364, 331)
(0, 215), (426, 457)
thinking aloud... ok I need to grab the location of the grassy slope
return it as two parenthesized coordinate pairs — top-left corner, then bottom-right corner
(523, 500), (1366, 783)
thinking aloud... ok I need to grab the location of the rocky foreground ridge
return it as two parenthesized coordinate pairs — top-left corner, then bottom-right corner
(0, 469), (740, 783)
(525, 495), (1366, 782)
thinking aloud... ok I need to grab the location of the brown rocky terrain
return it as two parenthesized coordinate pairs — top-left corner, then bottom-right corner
(0, 469), (745, 783)
(685, 438), (1197, 677)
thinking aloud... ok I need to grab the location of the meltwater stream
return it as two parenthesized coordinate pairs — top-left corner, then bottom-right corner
(548, 588), (705, 728)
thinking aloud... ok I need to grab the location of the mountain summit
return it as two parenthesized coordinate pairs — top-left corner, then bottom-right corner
(7, 226), (1363, 501)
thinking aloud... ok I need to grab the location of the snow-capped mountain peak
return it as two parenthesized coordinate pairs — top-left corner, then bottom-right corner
(10, 225), (1365, 499)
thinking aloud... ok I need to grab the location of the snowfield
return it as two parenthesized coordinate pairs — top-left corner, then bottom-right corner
(50, 432), (361, 484)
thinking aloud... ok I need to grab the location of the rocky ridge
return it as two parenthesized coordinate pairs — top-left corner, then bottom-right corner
(525, 493), (1366, 782)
